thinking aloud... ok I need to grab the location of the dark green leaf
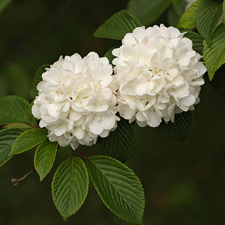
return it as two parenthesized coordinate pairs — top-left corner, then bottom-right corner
(34, 139), (58, 181)
(4, 123), (32, 130)
(196, 0), (223, 46)
(87, 155), (145, 225)
(29, 101), (37, 126)
(127, 0), (171, 26)
(97, 118), (138, 162)
(203, 24), (225, 80)
(210, 64), (225, 91)
(0, 0), (13, 16)
(10, 128), (48, 155)
(183, 30), (204, 55)
(178, 0), (203, 29)
(0, 95), (30, 125)
(52, 157), (89, 221)
(94, 10), (142, 40)
(168, 0), (186, 27)
(30, 64), (49, 99)
(104, 46), (118, 65)
(0, 128), (28, 168)
(156, 111), (195, 141)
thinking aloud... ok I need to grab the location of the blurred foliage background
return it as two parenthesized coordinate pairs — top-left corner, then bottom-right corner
(0, 0), (225, 225)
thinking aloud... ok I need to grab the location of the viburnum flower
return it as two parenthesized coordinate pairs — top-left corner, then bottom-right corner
(112, 24), (206, 128)
(32, 52), (119, 149)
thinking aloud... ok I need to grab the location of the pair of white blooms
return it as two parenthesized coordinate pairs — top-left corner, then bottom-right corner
(32, 25), (206, 149)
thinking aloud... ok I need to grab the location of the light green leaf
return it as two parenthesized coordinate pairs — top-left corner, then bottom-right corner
(52, 157), (89, 221)
(34, 139), (58, 181)
(127, 0), (171, 26)
(0, 95), (30, 125)
(183, 30), (204, 55)
(0, 128), (28, 168)
(0, 0), (12, 15)
(97, 118), (138, 163)
(203, 24), (225, 80)
(196, 0), (223, 46)
(178, 0), (203, 29)
(10, 128), (48, 156)
(156, 111), (195, 141)
(94, 10), (142, 40)
(223, 0), (225, 24)
(30, 64), (49, 99)
(87, 155), (145, 225)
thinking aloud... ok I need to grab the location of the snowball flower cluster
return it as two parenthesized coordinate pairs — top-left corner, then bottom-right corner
(112, 25), (206, 127)
(32, 52), (119, 149)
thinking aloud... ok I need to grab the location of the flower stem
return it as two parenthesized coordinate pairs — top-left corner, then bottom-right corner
(11, 168), (35, 186)
(75, 149), (88, 159)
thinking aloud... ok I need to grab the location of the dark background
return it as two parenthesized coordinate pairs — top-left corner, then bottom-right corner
(0, 0), (225, 225)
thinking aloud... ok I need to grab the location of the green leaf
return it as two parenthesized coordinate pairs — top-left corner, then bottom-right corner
(87, 155), (145, 224)
(104, 46), (118, 65)
(203, 24), (225, 80)
(30, 64), (49, 99)
(183, 30), (204, 55)
(4, 123), (32, 130)
(196, 0), (223, 46)
(178, 0), (203, 29)
(34, 139), (58, 181)
(223, 0), (225, 24)
(10, 128), (48, 156)
(97, 118), (138, 163)
(29, 101), (37, 126)
(127, 0), (171, 26)
(156, 111), (195, 141)
(94, 10), (142, 40)
(52, 157), (89, 221)
(0, 0), (12, 15)
(0, 128), (27, 168)
(209, 64), (225, 91)
(0, 95), (30, 125)
(168, 0), (186, 27)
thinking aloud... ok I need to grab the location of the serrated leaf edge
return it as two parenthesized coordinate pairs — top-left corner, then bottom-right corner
(34, 140), (58, 181)
(87, 156), (144, 225)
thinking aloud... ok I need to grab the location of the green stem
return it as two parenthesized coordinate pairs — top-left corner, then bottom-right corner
(11, 168), (35, 186)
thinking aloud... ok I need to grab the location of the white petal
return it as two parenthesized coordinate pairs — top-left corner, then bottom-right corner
(100, 116), (115, 130)
(54, 124), (67, 136)
(89, 120), (103, 135)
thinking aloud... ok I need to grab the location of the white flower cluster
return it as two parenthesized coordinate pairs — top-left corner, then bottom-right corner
(32, 52), (119, 149)
(112, 25), (206, 127)
(32, 25), (206, 148)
